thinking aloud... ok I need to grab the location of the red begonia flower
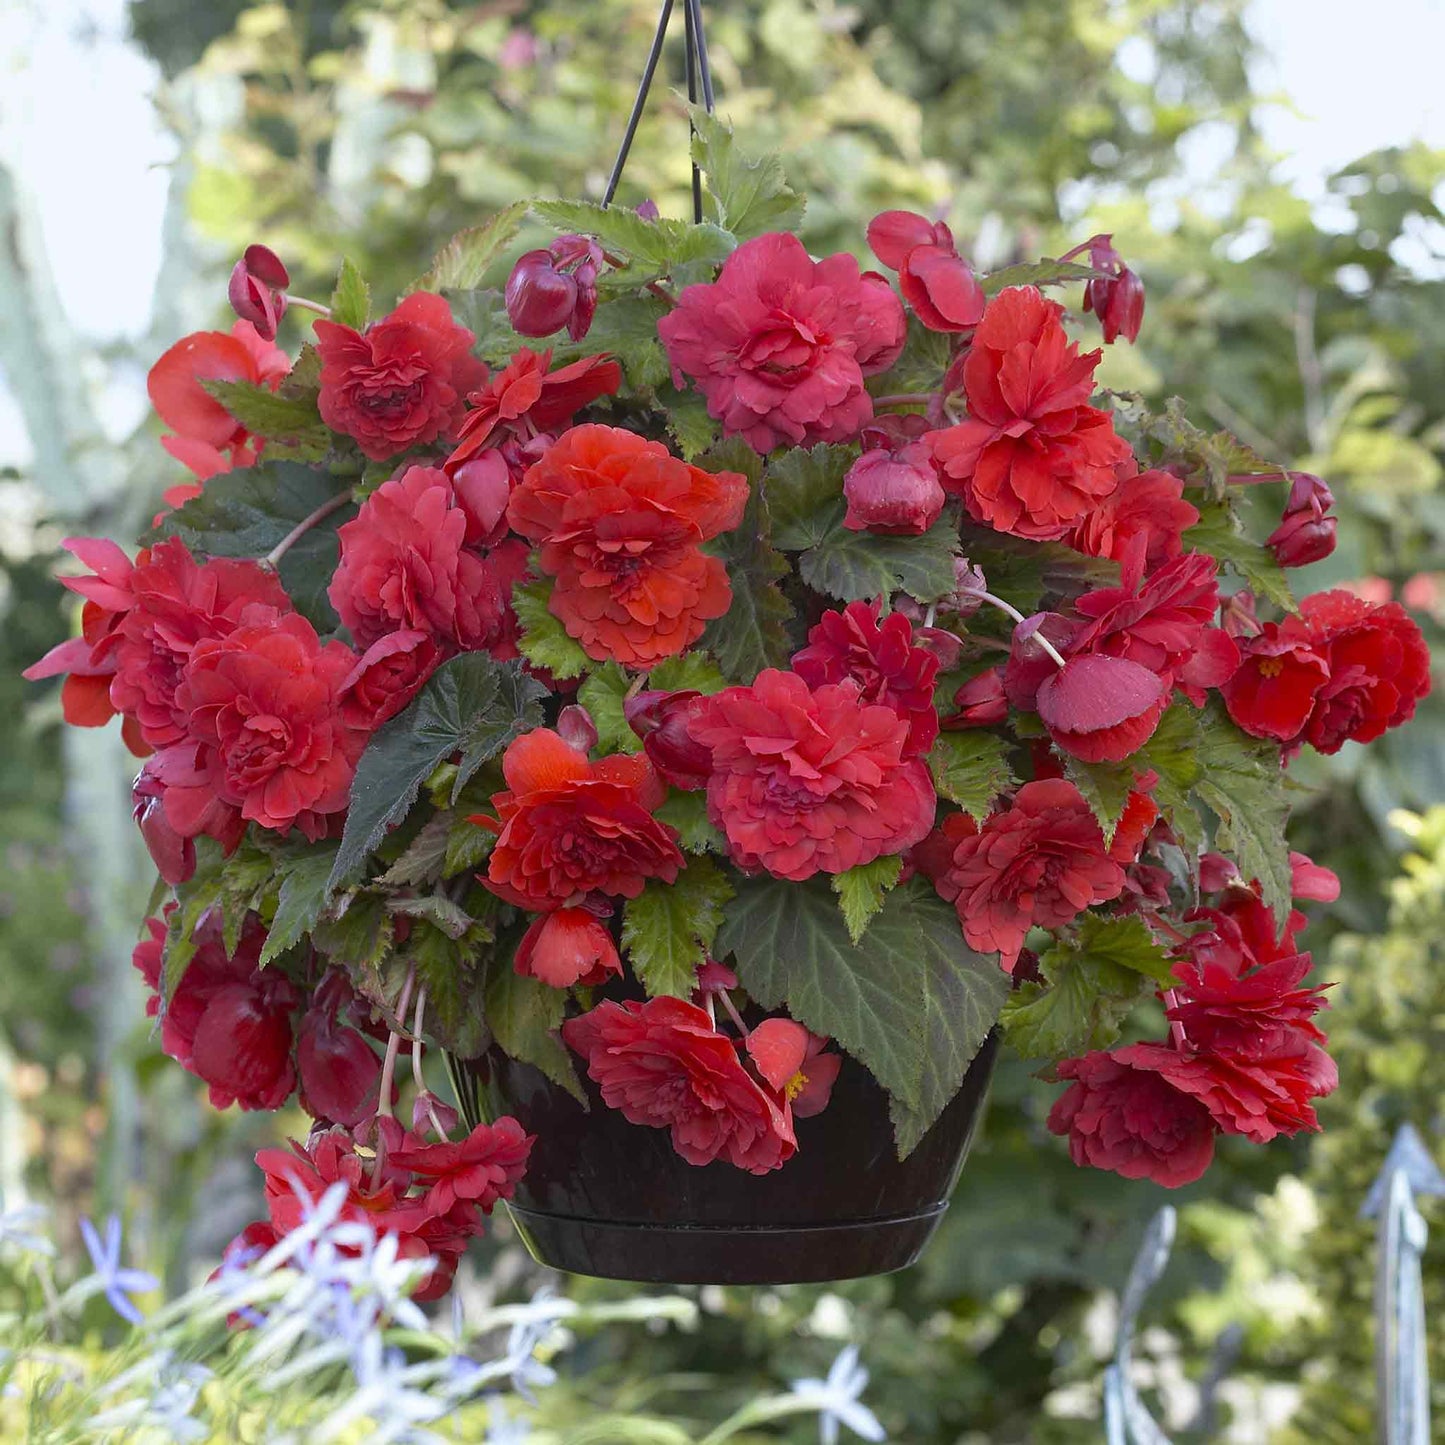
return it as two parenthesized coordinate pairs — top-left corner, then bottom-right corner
(390, 1118), (535, 1217)
(513, 905), (622, 988)
(1221, 619), (1330, 744)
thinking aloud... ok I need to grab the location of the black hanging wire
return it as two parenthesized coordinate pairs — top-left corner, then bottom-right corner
(600, 0), (715, 222)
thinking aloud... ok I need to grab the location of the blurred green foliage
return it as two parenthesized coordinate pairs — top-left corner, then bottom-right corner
(5, 0), (1445, 1438)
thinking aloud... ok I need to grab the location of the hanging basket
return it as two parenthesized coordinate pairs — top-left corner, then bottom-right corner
(472, 1033), (998, 1285)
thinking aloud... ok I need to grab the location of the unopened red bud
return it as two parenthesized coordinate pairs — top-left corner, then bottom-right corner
(1085, 264), (1145, 344)
(842, 444), (945, 536)
(915, 626), (964, 670)
(624, 689), (712, 790)
(411, 1091), (461, 1136)
(1266, 507), (1337, 567)
(947, 668), (1009, 727)
(132, 770), (195, 885)
(567, 260), (598, 341)
(450, 452), (512, 545)
(505, 250), (578, 336)
(228, 243), (290, 342)
(557, 703), (599, 754)
(1283, 471), (1334, 513)
(636, 199), (661, 221)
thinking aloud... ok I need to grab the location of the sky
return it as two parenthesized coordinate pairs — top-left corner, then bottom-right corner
(0, 0), (1443, 462)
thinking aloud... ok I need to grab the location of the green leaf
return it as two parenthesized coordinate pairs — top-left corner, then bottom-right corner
(927, 732), (1017, 817)
(260, 846), (338, 966)
(1002, 914), (1174, 1059)
(655, 790), (725, 854)
(1134, 701), (1204, 865)
(689, 110), (804, 241)
(577, 663), (642, 755)
(718, 876), (1007, 1155)
(1185, 499), (1296, 613)
(161, 843), (228, 1003)
(444, 812), (494, 876)
(408, 919), (489, 1057)
(199, 380), (325, 442)
(1194, 699), (1293, 927)
(698, 476), (793, 682)
(799, 513), (958, 603)
(144, 459), (355, 630)
(530, 200), (733, 272)
(329, 654), (547, 896)
(567, 294), (669, 389)
(312, 892), (394, 974)
(983, 259), (1106, 294)
(1062, 755), (1136, 846)
(869, 315), (952, 397)
(484, 958), (584, 1101)
(658, 384), (721, 459)
(329, 257), (371, 329)
(621, 857), (734, 998)
(512, 576), (591, 680)
(412, 202), (527, 292)
(649, 651), (730, 695)
(764, 445), (855, 551)
(832, 855), (903, 944)
(377, 814), (453, 888)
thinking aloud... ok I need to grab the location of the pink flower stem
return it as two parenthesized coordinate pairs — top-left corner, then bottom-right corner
(411, 987), (451, 1140)
(376, 967), (416, 1123)
(646, 281), (677, 306)
(624, 672), (648, 701)
(967, 589), (1069, 669)
(1164, 987), (1188, 1049)
(265, 490), (355, 570)
(280, 293), (333, 318)
(716, 988), (749, 1037)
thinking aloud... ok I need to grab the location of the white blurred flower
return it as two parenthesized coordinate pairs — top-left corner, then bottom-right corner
(790, 1345), (886, 1445)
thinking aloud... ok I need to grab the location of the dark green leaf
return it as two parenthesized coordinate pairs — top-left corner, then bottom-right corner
(408, 920), (489, 1057)
(444, 812), (494, 877)
(329, 654), (546, 896)
(1194, 699), (1293, 927)
(621, 857), (734, 998)
(259, 846), (337, 966)
(718, 876), (1007, 1154)
(699, 478), (793, 682)
(312, 892), (394, 973)
(689, 110), (804, 241)
(1134, 701), (1204, 865)
(484, 959), (584, 1101)
(377, 814), (453, 888)
(832, 855), (903, 944)
(329, 257), (371, 329)
(868, 315), (952, 397)
(799, 513), (958, 603)
(560, 293), (669, 389)
(144, 459), (356, 630)
(512, 576), (591, 680)
(659, 385), (722, 460)
(927, 732), (1017, 817)
(764, 445), (855, 551)
(412, 202), (527, 292)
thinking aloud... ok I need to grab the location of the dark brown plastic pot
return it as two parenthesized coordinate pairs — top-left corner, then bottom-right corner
(474, 1030), (999, 1285)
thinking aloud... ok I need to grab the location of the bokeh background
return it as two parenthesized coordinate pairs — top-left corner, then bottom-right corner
(3, 0), (1445, 1439)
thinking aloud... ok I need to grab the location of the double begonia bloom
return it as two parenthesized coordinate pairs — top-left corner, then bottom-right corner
(687, 669), (937, 881)
(477, 727), (683, 909)
(562, 996), (797, 1174)
(1066, 466), (1200, 578)
(658, 232), (906, 453)
(508, 424), (749, 667)
(929, 286), (1131, 540)
(172, 609), (368, 839)
(389, 1118), (535, 1217)
(1047, 1049), (1216, 1187)
(929, 779), (1127, 968)
(790, 600), (941, 760)
(329, 465), (528, 658)
(315, 292), (487, 460)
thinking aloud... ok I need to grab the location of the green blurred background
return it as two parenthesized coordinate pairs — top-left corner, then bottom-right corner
(3, 0), (1445, 1439)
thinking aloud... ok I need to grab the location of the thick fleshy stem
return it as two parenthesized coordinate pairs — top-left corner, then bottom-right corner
(279, 293), (333, 318)
(411, 987), (452, 1141)
(265, 490), (354, 569)
(964, 588), (1069, 670)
